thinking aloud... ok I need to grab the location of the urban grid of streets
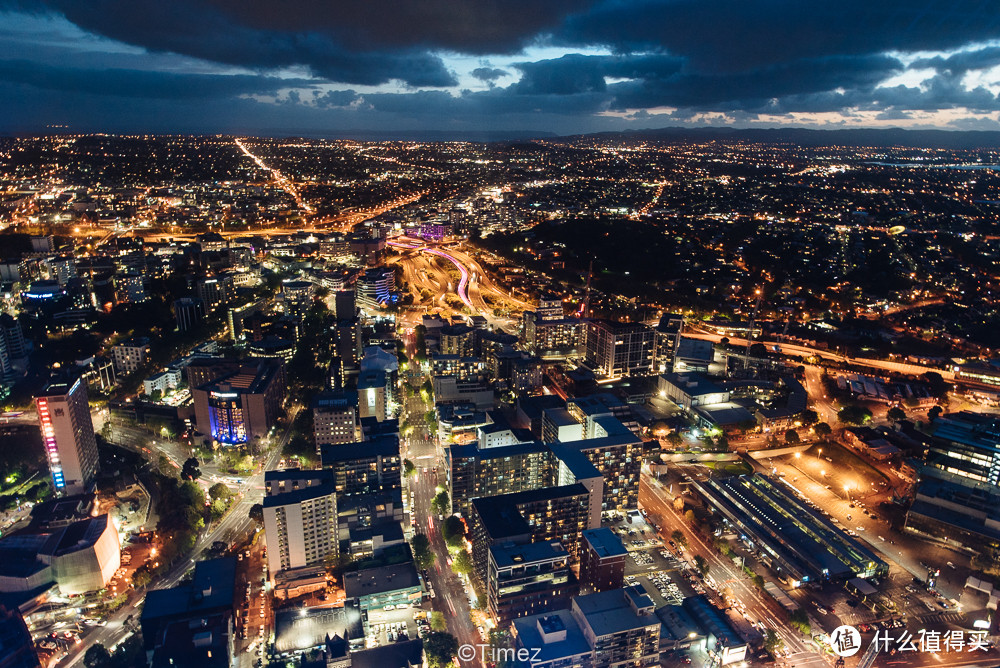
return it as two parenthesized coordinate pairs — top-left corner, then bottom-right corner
(8, 134), (1000, 668)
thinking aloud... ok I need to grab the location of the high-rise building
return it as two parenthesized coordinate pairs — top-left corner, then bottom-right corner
(536, 294), (565, 321)
(332, 290), (357, 320)
(35, 376), (99, 494)
(313, 390), (359, 450)
(197, 275), (235, 311)
(487, 541), (578, 628)
(521, 312), (583, 360)
(191, 360), (287, 447)
(334, 319), (362, 373)
(356, 267), (396, 308)
(470, 484), (597, 587)
(263, 482), (338, 573)
(450, 440), (554, 516)
(281, 280), (314, 319)
(924, 412), (1000, 486)
(357, 369), (388, 422)
(173, 297), (205, 332)
(227, 300), (262, 341)
(585, 320), (654, 379)
(440, 324), (476, 357)
(320, 436), (401, 496)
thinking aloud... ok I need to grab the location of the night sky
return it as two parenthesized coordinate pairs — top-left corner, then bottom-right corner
(3, 1), (1000, 136)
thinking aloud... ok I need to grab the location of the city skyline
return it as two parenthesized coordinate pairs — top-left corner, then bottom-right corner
(0, 2), (1000, 135)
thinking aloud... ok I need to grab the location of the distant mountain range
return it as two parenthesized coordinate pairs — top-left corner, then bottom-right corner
(558, 126), (1000, 149)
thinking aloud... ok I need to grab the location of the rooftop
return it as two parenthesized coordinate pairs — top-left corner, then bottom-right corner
(582, 528), (628, 559)
(343, 561), (420, 599)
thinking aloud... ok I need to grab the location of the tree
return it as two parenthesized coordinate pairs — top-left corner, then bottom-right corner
(800, 409), (819, 425)
(131, 564), (153, 589)
(837, 405), (873, 426)
(249, 503), (264, 524)
(180, 457), (201, 481)
(429, 611), (447, 632)
(789, 608), (810, 635)
(84, 643), (112, 668)
(928, 405), (943, 422)
(432, 490), (450, 516)
(764, 629), (783, 656)
(684, 509), (697, 525)
(814, 422), (832, 438)
(179, 480), (205, 508)
(442, 515), (465, 544)
(923, 372), (950, 399)
(208, 482), (231, 501)
(784, 429), (800, 444)
(666, 432), (682, 447)
(670, 530), (687, 548)
(887, 406), (906, 423)
(694, 555), (710, 576)
(403, 459), (416, 477)
(452, 550), (473, 575)
(424, 632), (459, 668)
(748, 343), (768, 357)
(412, 534), (435, 570)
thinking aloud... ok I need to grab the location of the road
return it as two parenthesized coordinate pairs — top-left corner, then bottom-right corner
(56, 411), (291, 668)
(399, 329), (483, 666)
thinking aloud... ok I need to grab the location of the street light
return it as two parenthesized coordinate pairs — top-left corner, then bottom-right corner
(844, 483), (852, 503)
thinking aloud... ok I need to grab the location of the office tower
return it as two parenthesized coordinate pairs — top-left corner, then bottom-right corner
(35, 376), (99, 494)
(173, 297), (205, 332)
(313, 390), (359, 450)
(585, 320), (654, 379)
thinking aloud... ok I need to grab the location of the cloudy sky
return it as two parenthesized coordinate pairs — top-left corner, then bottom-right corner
(3, 1), (1000, 136)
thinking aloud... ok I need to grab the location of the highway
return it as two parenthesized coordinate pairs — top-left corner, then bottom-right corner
(684, 327), (955, 381)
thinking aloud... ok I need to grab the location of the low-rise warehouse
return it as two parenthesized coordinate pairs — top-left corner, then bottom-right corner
(691, 474), (888, 585)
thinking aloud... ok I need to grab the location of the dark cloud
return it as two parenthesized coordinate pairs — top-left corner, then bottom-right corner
(3, 1), (458, 87)
(911, 46), (1000, 75)
(471, 67), (510, 83)
(559, 1), (1000, 74)
(0, 58), (311, 98)
(314, 89), (360, 108)
(3, 0), (1000, 131)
